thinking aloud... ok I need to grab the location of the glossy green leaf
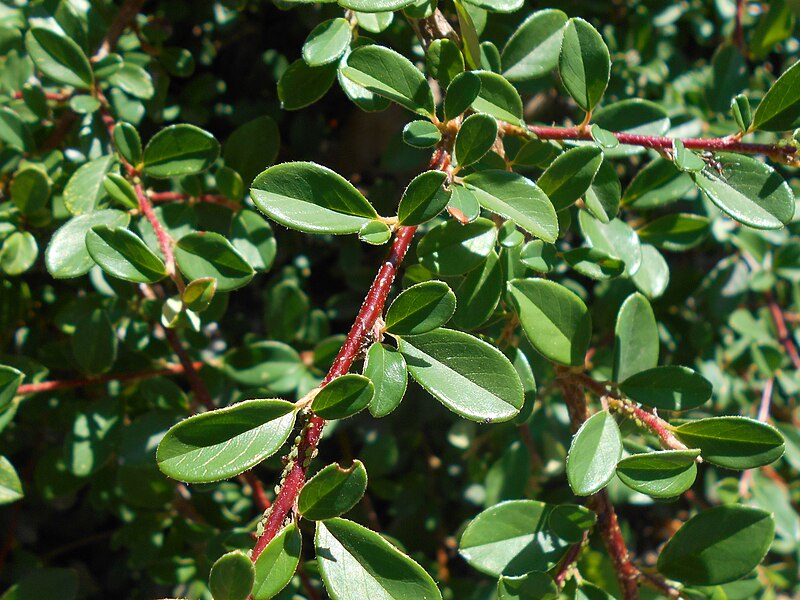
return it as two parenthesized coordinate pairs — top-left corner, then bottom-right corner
(356, 11), (394, 34)
(338, 39), (392, 113)
(593, 99), (670, 157)
(455, 113), (497, 167)
(210, 550), (254, 600)
(398, 328), (524, 422)
(312, 374), (374, 419)
(497, 572), (558, 600)
(507, 278), (592, 367)
(450, 249), (502, 330)
(0, 107), (33, 152)
(108, 63), (154, 100)
(113, 122), (142, 167)
(563, 247), (624, 280)
(464, 171), (558, 242)
(427, 38), (464, 89)
(402, 120), (441, 148)
(251, 161), (378, 234)
(444, 71), (481, 121)
(316, 517), (442, 600)
(447, 185), (481, 223)
(463, 0), (522, 14)
(459, 500), (570, 577)
(674, 417), (785, 469)
(622, 158), (693, 209)
(223, 342), (304, 392)
(303, 18), (352, 66)
(579, 211), (642, 275)
(752, 58), (800, 131)
(230, 209), (276, 272)
(0, 456), (23, 505)
(142, 124), (220, 178)
(182, 277), (216, 312)
(253, 523), (302, 600)
(25, 27), (92, 88)
(0, 232), (38, 276)
(63, 155), (114, 215)
(0, 366), (23, 410)
(519, 240), (557, 273)
(337, 0), (416, 12)
(583, 160), (621, 222)
(691, 153), (795, 230)
(103, 173), (138, 210)
(223, 116), (280, 186)
(364, 343), (407, 417)
(707, 44), (747, 114)
(657, 506), (775, 585)
(156, 399), (297, 483)
(85, 225), (167, 284)
(299, 460), (367, 520)
(619, 366), (712, 411)
(416, 217), (496, 275)
(567, 411), (622, 495)
(46, 210), (131, 278)
(175, 232), (254, 291)
(731, 93), (753, 132)
(278, 59), (337, 110)
(341, 45), (435, 117)
(72, 307), (117, 375)
(501, 9), (568, 81)
(11, 166), (50, 214)
(631, 244), (669, 299)
(547, 504), (596, 543)
(470, 71), (523, 123)
(616, 450), (699, 498)
(537, 146), (603, 210)
(359, 220), (392, 245)
(558, 18), (610, 112)
(638, 213), (710, 251)
(397, 170), (451, 225)
(613, 293), (658, 383)
(385, 281), (456, 335)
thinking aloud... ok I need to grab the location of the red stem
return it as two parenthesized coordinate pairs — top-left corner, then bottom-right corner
(241, 471), (271, 511)
(553, 531), (588, 587)
(251, 225), (417, 560)
(767, 292), (800, 369)
(588, 491), (640, 599)
(134, 183), (182, 289)
(149, 192), (241, 212)
(734, 0), (746, 52)
(16, 362), (202, 395)
(163, 327), (212, 410)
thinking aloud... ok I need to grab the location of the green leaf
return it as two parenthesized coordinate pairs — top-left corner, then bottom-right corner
(459, 500), (570, 577)
(0, 568), (78, 600)
(251, 161), (378, 234)
(363, 343), (407, 419)
(299, 460), (368, 520)
(498, 572), (558, 600)
(558, 18), (610, 113)
(0, 232), (38, 276)
(463, 171), (558, 242)
(470, 71), (523, 123)
(753, 58), (800, 131)
(427, 39), (464, 89)
(563, 247), (624, 280)
(463, 0), (522, 14)
(637, 213), (710, 251)
(444, 71), (481, 121)
(341, 45), (435, 117)
(356, 11), (394, 34)
(398, 328), (523, 422)
(209, 550), (255, 600)
(72, 307), (117, 375)
(230, 209), (276, 272)
(673, 417), (785, 470)
(583, 160), (621, 222)
(312, 374), (374, 419)
(616, 450), (699, 498)
(537, 146), (603, 210)
(455, 113), (498, 167)
(156, 399), (297, 483)
(619, 366), (712, 411)
(0, 456), (23, 505)
(338, 39), (392, 113)
(566, 411), (622, 495)
(547, 504), (596, 542)
(278, 58), (337, 111)
(63, 155), (114, 215)
(706, 44), (747, 114)
(103, 173), (139, 210)
(359, 220), (392, 245)
(86, 225), (167, 284)
(416, 217), (496, 275)
(316, 517), (442, 600)
(592, 99), (670, 157)
(450, 249), (503, 330)
(11, 166), (50, 214)
(182, 277), (216, 312)
(501, 9), (568, 81)
(447, 185), (481, 223)
(397, 170), (451, 225)
(303, 18), (352, 66)
(385, 281), (456, 335)
(0, 366), (23, 410)
(622, 158), (693, 209)
(507, 278), (592, 367)
(731, 93), (753, 132)
(108, 62), (154, 100)
(25, 27), (93, 88)
(253, 523), (302, 600)
(143, 124), (220, 178)
(46, 210), (131, 278)
(631, 244), (669, 299)
(0, 107), (33, 152)
(402, 120), (441, 148)
(223, 116), (281, 186)
(579, 211), (642, 275)
(113, 122), (142, 167)
(337, 0), (416, 12)
(691, 153), (795, 230)
(175, 232), (254, 292)
(657, 506), (775, 585)
(612, 293), (658, 383)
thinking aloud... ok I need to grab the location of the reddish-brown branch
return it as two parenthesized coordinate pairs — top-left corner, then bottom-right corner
(16, 362), (202, 395)
(588, 491), (640, 599)
(241, 471), (271, 511)
(500, 123), (798, 164)
(12, 90), (71, 102)
(134, 183), (183, 289)
(734, 0), (746, 52)
(149, 191), (241, 212)
(251, 225), (418, 560)
(162, 327), (212, 410)
(766, 292), (800, 369)
(553, 531), (589, 588)
(96, 0), (147, 59)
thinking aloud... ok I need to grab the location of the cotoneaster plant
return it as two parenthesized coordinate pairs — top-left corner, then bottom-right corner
(0, 1), (799, 599)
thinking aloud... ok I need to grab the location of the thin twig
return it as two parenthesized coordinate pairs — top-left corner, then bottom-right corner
(95, 0), (147, 59)
(766, 291), (800, 369)
(149, 191), (242, 212)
